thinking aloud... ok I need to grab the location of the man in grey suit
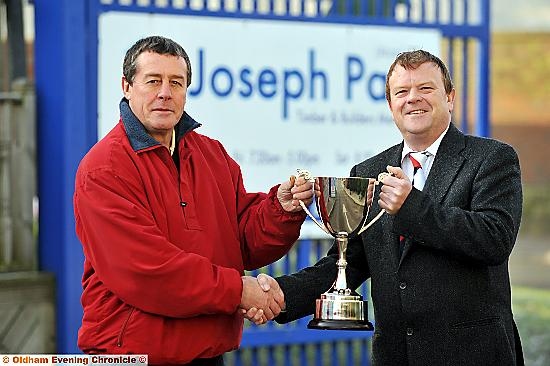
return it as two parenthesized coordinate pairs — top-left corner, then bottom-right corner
(246, 50), (524, 365)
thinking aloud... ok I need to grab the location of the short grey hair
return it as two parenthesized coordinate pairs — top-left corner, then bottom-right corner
(123, 35), (192, 87)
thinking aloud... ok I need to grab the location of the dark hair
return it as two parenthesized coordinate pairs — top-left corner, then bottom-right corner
(385, 50), (454, 103)
(123, 35), (192, 87)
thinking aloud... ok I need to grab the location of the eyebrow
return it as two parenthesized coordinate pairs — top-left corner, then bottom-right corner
(144, 73), (185, 80)
(417, 80), (436, 87)
(393, 80), (436, 90)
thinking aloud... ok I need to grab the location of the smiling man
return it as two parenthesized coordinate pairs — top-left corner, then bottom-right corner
(248, 50), (525, 366)
(73, 36), (314, 365)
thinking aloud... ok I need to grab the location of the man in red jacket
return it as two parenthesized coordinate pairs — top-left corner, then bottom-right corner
(73, 35), (314, 365)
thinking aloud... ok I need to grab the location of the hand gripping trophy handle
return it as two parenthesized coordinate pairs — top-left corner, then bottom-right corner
(295, 169), (390, 331)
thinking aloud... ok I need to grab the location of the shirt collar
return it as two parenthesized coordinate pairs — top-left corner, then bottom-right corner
(401, 124), (450, 163)
(119, 98), (202, 153)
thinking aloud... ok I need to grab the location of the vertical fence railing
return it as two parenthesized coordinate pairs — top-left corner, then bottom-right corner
(0, 79), (37, 272)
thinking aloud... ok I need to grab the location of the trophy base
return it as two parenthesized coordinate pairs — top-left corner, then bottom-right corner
(307, 292), (374, 331)
(308, 318), (374, 331)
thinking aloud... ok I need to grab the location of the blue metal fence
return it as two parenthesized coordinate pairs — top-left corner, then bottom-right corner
(235, 238), (373, 365)
(33, 0), (490, 362)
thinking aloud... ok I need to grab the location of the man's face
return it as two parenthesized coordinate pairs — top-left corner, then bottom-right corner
(122, 51), (188, 142)
(387, 62), (455, 149)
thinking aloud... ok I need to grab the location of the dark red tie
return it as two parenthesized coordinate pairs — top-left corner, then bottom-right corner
(409, 154), (422, 180)
(409, 152), (429, 190)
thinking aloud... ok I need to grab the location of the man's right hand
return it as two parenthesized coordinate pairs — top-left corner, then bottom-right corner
(240, 274), (285, 325)
(378, 166), (413, 215)
(240, 275), (285, 324)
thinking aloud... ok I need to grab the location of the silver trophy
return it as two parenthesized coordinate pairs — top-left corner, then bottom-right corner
(298, 170), (389, 330)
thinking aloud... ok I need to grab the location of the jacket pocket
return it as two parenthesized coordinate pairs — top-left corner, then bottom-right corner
(446, 316), (515, 365)
(450, 316), (499, 329)
(116, 307), (135, 347)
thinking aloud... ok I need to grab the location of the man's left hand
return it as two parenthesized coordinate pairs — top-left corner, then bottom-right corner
(277, 175), (315, 212)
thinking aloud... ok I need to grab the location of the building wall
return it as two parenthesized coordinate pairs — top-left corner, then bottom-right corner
(491, 32), (550, 186)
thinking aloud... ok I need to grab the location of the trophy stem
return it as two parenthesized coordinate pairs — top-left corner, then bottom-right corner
(334, 233), (349, 292)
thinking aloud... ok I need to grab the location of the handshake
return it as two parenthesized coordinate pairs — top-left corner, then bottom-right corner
(240, 274), (284, 325)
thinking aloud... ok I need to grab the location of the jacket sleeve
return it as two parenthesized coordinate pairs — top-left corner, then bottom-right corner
(394, 142), (523, 266)
(229, 157), (307, 270)
(74, 165), (243, 318)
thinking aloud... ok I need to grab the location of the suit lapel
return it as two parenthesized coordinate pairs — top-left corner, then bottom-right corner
(399, 238), (412, 267)
(399, 124), (466, 267)
(424, 124), (466, 204)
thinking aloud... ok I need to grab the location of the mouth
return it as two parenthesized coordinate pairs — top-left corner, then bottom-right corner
(407, 109), (427, 116)
(152, 108), (173, 113)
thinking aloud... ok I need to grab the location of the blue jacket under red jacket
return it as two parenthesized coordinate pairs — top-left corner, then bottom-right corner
(73, 99), (306, 364)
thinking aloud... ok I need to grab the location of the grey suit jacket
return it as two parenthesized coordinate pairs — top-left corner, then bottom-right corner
(277, 124), (524, 366)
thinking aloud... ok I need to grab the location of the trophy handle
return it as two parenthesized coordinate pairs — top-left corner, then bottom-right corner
(296, 169), (331, 236)
(299, 199), (331, 235)
(357, 172), (391, 235)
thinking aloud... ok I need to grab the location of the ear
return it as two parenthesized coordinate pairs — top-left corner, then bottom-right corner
(447, 89), (456, 113)
(122, 76), (131, 99)
(447, 89), (456, 108)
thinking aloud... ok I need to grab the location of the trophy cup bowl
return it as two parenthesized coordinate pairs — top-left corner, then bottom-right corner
(298, 173), (388, 331)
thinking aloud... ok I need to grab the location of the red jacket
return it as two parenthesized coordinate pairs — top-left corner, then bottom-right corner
(73, 100), (305, 364)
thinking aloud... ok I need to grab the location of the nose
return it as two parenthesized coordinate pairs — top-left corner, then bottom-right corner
(407, 88), (422, 103)
(157, 81), (172, 100)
